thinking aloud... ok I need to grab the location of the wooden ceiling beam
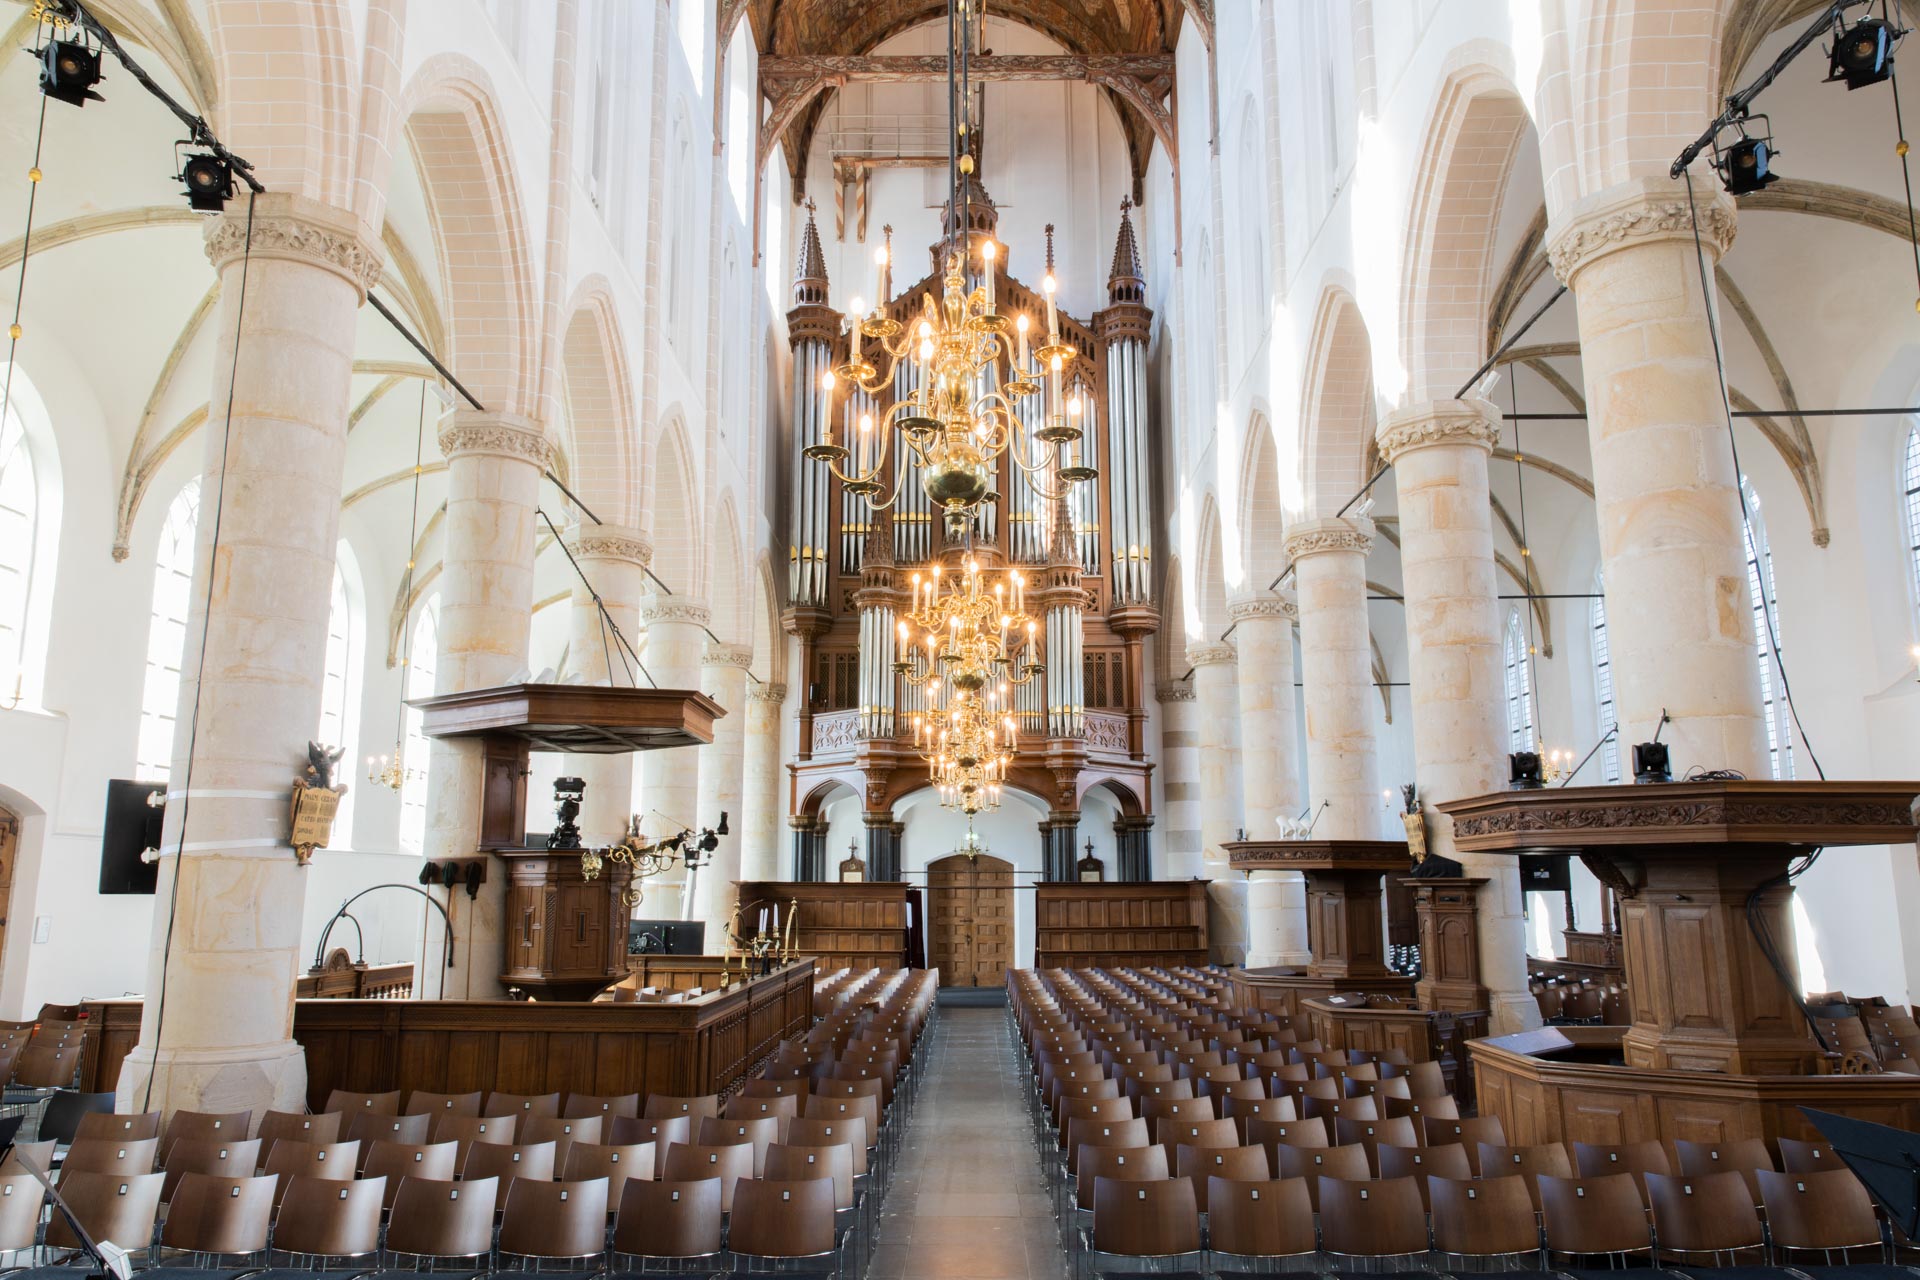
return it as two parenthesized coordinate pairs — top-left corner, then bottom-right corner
(760, 52), (1174, 83)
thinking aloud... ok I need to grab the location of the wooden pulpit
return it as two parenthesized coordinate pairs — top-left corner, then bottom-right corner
(1223, 840), (1411, 981)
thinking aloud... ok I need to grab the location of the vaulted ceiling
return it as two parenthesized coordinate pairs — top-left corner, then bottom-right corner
(747, 0), (1194, 197)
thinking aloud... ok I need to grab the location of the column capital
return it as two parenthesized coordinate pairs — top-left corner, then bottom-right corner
(749, 681), (789, 704)
(437, 411), (554, 467)
(1227, 592), (1297, 624)
(1155, 679), (1196, 703)
(640, 596), (712, 628)
(1285, 516), (1375, 561)
(702, 643), (754, 670)
(566, 523), (653, 567)
(1376, 398), (1500, 464)
(1547, 176), (1736, 286)
(1187, 641), (1237, 669)
(204, 192), (384, 297)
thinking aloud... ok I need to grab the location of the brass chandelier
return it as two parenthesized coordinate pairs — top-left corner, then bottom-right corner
(897, 556), (1041, 814)
(803, 0), (1096, 538)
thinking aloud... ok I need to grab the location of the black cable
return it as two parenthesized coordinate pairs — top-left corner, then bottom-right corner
(143, 190), (256, 1112)
(0, 92), (49, 449)
(1682, 167), (1826, 781)
(1884, 12), (1920, 305)
(535, 507), (655, 688)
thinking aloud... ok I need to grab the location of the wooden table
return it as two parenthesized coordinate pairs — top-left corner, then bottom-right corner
(1442, 780), (1918, 1074)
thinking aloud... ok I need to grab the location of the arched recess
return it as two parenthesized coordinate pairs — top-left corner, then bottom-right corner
(1188, 497), (1230, 656)
(1569, 0), (1730, 200)
(205, 0), (356, 200)
(401, 57), (539, 418)
(1399, 58), (1532, 403)
(1083, 776), (1147, 818)
(559, 279), (638, 528)
(707, 491), (750, 647)
(752, 553), (784, 685)
(1237, 413), (1288, 589)
(1301, 284), (1377, 519)
(649, 414), (702, 597)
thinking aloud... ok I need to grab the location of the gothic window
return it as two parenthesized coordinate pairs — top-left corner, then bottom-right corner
(1904, 426), (1920, 632)
(398, 596), (439, 856)
(1742, 478), (1793, 779)
(1503, 608), (1536, 753)
(317, 559), (355, 758)
(137, 480), (201, 780)
(0, 409), (37, 701)
(1590, 574), (1620, 783)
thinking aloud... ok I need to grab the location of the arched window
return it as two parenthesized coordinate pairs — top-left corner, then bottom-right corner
(1590, 572), (1620, 783)
(0, 409), (37, 701)
(1503, 608), (1536, 753)
(1742, 478), (1793, 779)
(318, 562), (354, 756)
(1237, 101), (1267, 338)
(666, 114), (693, 354)
(137, 479), (201, 780)
(1903, 426), (1920, 626)
(398, 596), (439, 856)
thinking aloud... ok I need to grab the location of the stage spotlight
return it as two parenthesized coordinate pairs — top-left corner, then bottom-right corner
(1713, 116), (1779, 195)
(38, 38), (103, 107)
(1829, 16), (1902, 89)
(180, 153), (232, 213)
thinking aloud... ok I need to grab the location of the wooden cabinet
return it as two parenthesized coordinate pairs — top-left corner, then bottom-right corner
(498, 849), (634, 1000)
(1033, 881), (1209, 969)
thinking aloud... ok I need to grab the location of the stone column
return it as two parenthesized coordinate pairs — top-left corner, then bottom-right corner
(563, 525), (652, 847)
(739, 682), (788, 883)
(118, 195), (383, 1119)
(1547, 178), (1767, 775)
(1377, 399), (1536, 1034)
(415, 412), (551, 1001)
(1155, 680), (1201, 879)
(1189, 643), (1247, 964)
(1229, 595), (1310, 968)
(1286, 517), (1384, 839)
(694, 645), (751, 951)
(638, 597), (710, 919)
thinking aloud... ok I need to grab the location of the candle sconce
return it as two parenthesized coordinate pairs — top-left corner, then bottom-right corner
(721, 896), (799, 987)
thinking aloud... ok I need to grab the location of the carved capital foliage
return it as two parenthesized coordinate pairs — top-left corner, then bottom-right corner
(438, 413), (554, 467)
(639, 597), (713, 628)
(204, 194), (384, 295)
(1155, 679), (1196, 703)
(1375, 399), (1500, 464)
(1284, 517), (1375, 561)
(1186, 642), (1237, 669)
(1227, 593), (1297, 624)
(566, 524), (654, 567)
(1546, 177), (1736, 284)
(703, 643), (755, 670)
(749, 682), (789, 704)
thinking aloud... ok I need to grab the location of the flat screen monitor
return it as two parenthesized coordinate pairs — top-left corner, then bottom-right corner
(628, 919), (703, 955)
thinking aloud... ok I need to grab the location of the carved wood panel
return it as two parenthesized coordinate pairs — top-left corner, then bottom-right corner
(926, 854), (1014, 988)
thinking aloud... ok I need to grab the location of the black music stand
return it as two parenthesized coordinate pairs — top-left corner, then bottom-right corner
(1802, 1107), (1920, 1241)
(0, 1113), (120, 1279)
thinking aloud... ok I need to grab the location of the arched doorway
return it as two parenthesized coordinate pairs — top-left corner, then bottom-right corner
(926, 852), (1014, 988)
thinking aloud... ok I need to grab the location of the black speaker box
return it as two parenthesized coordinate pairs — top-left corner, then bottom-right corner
(99, 779), (166, 895)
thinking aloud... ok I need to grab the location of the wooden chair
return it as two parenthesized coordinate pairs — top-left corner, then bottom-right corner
(1674, 1137), (1774, 1206)
(46, 1171), (164, 1256)
(69, 1110), (160, 1146)
(1378, 1142), (1472, 1208)
(0, 1141), (54, 1178)
(272, 1174), (385, 1266)
(342, 1110), (430, 1148)
(1318, 1176), (1430, 1265)
(661, 1141), (754, 1213)
(1174, 1142), (1269, 1211)
(1334, 1115), (1419, 1172)
(460, 1140), (557, 1211)
(1085, 1176), (1203, 1276)
(643, 1093), (720, 1126)
(402, 1090), (483, 1118)
(38, 1091), (116, 1146)
(788, 1116), (869, 1177)
(1205, 1175), (1316, 1271)
(725, 1091), (800, 1127)
(323, 1089), (400, 1116)
(562, 1140), (655, 1211)
(1429, 1174), (1543, 1268)
(1572, 1139), (1670, 1205)
(1302, 1094), (1379, 1123)
(255, 1110), (343, 1167)
(383, 1176), (497, 1267)
(1478, 1141), (1574, 1208)
(1155, 1116), (1238, 1152)
(496, 1176), (608, 1269)
(561, 1091), (639, 1119)
(159, 1137), (262, 1204)
(696, 1114), (780, 1177)
(157, 1173), (276, 1262)
(1423, 1114), (1505, 1169)
(61, 1136), (158, 1177)
(258, 1139), (357, 1206)
(522, 1114), (602, 1173)
(11, 1040), (84, 1091)
(0, 1174), (43, 1262)
(609, 1113), (689, 1179)
(1064, 1116), (1150, 1176)
(1776, 1136), (1840, 1174)
(1405, 1059), (1448, 1098)
(359, 1140), (458, 1207)
(613, 1176), (723, 1270)
(1538, 1172), (1655, 1266)
(1759, 1168), (1885, 1265)
(157, 1109), (250, 1165)
(483, 1090), (562, 1119)
(726, 1178), (843, 1273)
(1645, 1170), (1765, 1267)
(1073, 1145), (1168, 1214)
(1277, 1142), (1371, 1208)
(430, 1112), (516, 1169)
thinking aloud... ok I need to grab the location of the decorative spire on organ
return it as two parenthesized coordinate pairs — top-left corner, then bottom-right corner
(1108, 196), (1145, 306)
(792, 197), (829, 307)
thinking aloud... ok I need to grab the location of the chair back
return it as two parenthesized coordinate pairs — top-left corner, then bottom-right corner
(361, 1140), (458, 1207)
(257, 1110), (343, 1166)
(1756, 1167), (1882, 1253)
(1278, 1142), (1371, 1207)
(40, 1092), (117, 1146)
(1090, 1176), (1201, 1258)
(523, 1114), (603, 1171)
(1674, 1138), (1773, 1206)
(696, 1114), (780, 1176)
(1174, 1143), (1269, 1212)
(643, 1093), (720, 1125)
(46, 1171), (165, 1252)
(609, 1113), (689, 1177)
(1205, 1176), (1314, 1259)
(273, 1174), (385, 1258)
(261, 1139), (358, 1205)
(63, 1136), (158, 1177)
(460, 1140), (557, 1210)
(324, 1089), (400, 1116)
(0, 1174), (44, 1252)
(158, 1109), (250, 1164)
(1318, 1176), (1429, 1258)
(612, 1177), (723, 1260)
(1075, 1144), (1168, 1210)
(431, 1112), (517, 1168)
(787, 1116), (869, 1175)
(1478, 1141), (1573, 1206)
(385, 1176), (497, 1260)
(71, 1111), (160, 1146)
(1377, 1142), (1471, 1206)
(764, 1143), (855, 1211)
(563, 1140), (655, 1207)
(662, 1141), (754, 1213)
(1645, 1170), (1765, 1255)
(497, 1177), (610, 1260)
(1429, 1173), (1539, 1257)
(160, 1173), (276, 1254)
(561, 1091), (639, 1119)
(160, 1137), (262, 1203)
(343, 1110), (430, 1148)
(402, 1090), (482, 1118)
(1538, 1173), (1653, 1257)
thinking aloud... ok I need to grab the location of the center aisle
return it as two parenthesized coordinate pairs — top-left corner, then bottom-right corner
(867, 1003), (1068, 1280)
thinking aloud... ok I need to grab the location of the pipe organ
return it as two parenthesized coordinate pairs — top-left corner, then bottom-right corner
(781, 190), (1159, 880)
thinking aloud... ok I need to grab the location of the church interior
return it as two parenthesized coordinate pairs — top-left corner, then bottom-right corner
(4, 0), (1920, 1275)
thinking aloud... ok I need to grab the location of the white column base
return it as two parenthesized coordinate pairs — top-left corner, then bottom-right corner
(114, 1040), (307, 1123)
(1244, 870), (1312, 969)
(1486, 990), (1543, 1037)
(1206, 874), (1248, 966)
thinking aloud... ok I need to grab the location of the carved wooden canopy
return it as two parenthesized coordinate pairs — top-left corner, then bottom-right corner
(743, 0), (1200, 196)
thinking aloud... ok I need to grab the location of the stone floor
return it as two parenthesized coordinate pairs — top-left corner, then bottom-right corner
(866, 1006), (1068, 1280)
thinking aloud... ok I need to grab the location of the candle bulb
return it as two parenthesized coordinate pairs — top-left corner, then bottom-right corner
(874, 244), (890, 305)
(1043, 272), (1059, 342)
(848, 297), (864, 362)
(820, 369), (836, 444)
(1016, 312), (1030, 373)
(1049, 353), (1064, 418)
(858, 412), (873, 474)
(981, 238), (997, 311)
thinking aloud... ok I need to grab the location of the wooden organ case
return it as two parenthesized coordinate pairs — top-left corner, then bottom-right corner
(781, 187), (1159, 880)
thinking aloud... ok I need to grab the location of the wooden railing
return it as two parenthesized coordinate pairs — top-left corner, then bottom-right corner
(296, 955), (415, 1000)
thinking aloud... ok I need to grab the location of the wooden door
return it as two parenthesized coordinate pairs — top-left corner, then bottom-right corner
(0, 808), (13, 966)
(926, 853), (1015, 987)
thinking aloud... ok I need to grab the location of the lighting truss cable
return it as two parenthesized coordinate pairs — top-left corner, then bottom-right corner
(535, 506), (654, 690)
(0, 89), (49, 450)
(142, 190), (256, 1112)
(1881, 0), (1920, 311)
